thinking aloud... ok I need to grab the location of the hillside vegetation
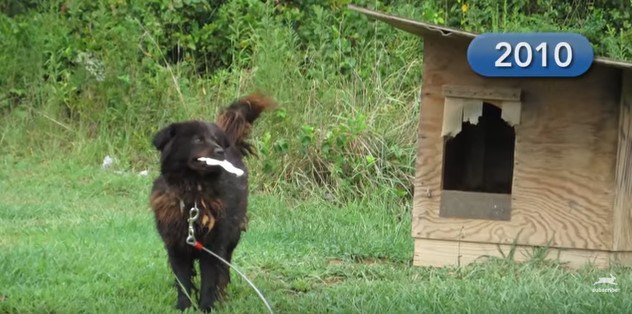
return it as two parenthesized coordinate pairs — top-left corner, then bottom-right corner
(1, 0), (630, 203)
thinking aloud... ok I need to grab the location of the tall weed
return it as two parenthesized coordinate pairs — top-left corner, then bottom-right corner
(1, 0), (630, 206)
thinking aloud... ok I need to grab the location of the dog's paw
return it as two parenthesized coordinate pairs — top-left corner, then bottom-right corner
(199, 300), (216, 313)
(175, 297), (192, 311)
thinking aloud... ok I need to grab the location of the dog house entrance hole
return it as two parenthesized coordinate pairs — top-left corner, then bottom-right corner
(440, 102), (515, 221)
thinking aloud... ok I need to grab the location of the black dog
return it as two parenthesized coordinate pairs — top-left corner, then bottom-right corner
(149, 92), (274, 311)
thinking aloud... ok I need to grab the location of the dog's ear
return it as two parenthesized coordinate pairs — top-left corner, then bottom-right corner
(218, 131), (231, 148)
(152, 124), (177, 151)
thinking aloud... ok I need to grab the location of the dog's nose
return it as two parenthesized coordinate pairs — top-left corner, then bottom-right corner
(214, 147), (225, 155)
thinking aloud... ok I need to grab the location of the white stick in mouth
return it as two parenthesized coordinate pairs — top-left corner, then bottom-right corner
(197, 157), (244, 177)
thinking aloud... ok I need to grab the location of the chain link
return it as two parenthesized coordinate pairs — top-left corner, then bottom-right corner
(186, 202), (200, 245)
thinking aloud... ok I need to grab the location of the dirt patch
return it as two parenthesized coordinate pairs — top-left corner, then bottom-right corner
(328, 259), (343, 266)
(328, 256), (398, 266)
(350, 256), (391, 265)
(322, 276), (345, 285)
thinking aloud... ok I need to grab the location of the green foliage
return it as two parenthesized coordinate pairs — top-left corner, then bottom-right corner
(425, 0), (632, 60)
(1, 0), (631, 203)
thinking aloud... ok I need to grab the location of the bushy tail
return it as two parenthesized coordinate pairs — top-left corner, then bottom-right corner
(216, 92), (276, 155)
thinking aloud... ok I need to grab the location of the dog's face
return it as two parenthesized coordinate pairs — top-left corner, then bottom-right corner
(152, 121), (230, 175)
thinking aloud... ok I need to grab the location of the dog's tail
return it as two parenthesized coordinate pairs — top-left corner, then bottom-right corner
(216, 91), (276, 155)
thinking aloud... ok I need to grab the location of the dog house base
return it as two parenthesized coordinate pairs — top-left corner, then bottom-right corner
(414, 238), (632, 269)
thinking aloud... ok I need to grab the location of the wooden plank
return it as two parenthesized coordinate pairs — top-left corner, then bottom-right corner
(439, 190), (512, 221)
(462, 99), (483, 124)
(442, 84), (521, 101)
(500, 100), (521, 126)
(413, 238), (632, 269)
(441, 97), (463, 137)
(594, 56), (632, 71)
(613, 70), (632, 251)
(413, 36), (619, 251)
(347, 4), (478, 39)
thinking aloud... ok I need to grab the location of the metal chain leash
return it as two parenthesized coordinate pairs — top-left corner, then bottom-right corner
(182, 202), (273, 314)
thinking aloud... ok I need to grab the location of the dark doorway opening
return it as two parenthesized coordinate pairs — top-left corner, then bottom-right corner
(442, 103), (515, 194)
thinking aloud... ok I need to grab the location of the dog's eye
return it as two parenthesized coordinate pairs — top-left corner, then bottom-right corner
(192, 136), (203, 144)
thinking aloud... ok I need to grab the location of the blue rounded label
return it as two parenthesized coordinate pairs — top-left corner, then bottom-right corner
(467, 33), (594, 77)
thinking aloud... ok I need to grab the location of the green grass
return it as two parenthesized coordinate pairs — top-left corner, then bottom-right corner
(1, 1), (631, 313)
(1, 156), (631, 313)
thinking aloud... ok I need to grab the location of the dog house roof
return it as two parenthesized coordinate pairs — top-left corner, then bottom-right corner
(348, 4), (632, 70)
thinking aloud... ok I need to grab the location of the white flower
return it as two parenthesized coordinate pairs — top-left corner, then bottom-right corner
(76, 52), (105, 82)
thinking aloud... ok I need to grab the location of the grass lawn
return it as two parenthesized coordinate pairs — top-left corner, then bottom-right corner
(1, 156), (630, 313)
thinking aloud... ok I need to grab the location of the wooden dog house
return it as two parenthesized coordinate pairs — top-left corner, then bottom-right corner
(350, 5), (632, 268)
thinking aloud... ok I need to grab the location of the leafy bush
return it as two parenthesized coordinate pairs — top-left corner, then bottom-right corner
(1, 0), (630, 205)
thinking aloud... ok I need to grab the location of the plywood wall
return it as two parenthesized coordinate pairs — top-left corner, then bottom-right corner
(413, 34), (621, 251)
(613, 70), (632, 251)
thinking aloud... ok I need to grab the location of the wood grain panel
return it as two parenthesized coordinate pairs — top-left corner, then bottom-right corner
(442, 84), (521, 101)
(413, 35), (620, 251)
(613, 70), (632, 251)
(439, 190), (511, 221)
(413, 238), (632, 269)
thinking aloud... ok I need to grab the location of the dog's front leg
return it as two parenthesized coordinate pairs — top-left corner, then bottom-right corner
(168, 249), (194, 310)
(198, 247), (231, 312)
